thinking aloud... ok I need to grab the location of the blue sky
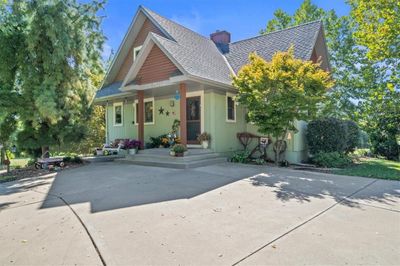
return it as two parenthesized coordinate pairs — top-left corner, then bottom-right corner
(100, 0), (350, 60)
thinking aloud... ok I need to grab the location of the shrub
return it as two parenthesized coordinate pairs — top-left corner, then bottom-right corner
(312, 152), (352, 168)
(63, 156), (82, 164)
(344, 120), (359, 153)
(230, 150), (250, 163)
(306, 118), (347, 154)
(148, 134), (169, 148)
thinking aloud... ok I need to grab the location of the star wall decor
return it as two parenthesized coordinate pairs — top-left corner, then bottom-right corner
(165, 111), (170, 116)
(158, 107), (164, 114)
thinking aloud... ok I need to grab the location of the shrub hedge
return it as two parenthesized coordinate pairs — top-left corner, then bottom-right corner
(306, 118), (359, 155)
(312, 152), (352, 168)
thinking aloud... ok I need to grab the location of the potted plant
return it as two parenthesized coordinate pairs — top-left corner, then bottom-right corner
(197, 132), (211, 149)
(171, 144), (187, 157)
(124, 139), (141, 155)
(95, 147), (103, 156)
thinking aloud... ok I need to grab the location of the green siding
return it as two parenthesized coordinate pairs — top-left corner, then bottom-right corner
(105, 89), (308, 163)
(106, 97), (180, 144)
(204, 90), (246, 153)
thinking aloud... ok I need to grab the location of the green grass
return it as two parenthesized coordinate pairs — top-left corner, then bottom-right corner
(333, 157), (400, 180)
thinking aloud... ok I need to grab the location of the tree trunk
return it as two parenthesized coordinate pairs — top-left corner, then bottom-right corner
(275, 141), (281, 166)
(5, 150), (10, 173)
(41, 146), (50, 158)
(0, 147), (4, 166)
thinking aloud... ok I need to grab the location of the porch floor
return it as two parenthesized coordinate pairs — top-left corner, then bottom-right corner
(116, 148), (227, 169)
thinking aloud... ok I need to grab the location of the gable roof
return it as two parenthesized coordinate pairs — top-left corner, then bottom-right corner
(97, 7), (327, 100)
(136, 7), (233, 84)
(224, 21), (323, 73)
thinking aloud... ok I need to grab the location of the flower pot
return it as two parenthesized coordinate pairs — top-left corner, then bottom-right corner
(201, 141), (209, 149)
(128, 148), (138, 155)
(170, 151), (175, 156)
(175, 152), (184, 157)
(96, 149), (103, 156)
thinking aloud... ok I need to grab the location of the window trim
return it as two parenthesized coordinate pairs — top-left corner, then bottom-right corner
(113, 102), (123, 127)
(133, 45), (142, 61)
(226, 92), (236, 123)
(134, 97), (155, 125)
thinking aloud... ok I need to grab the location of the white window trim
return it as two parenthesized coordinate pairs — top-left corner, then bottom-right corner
(134, 97), (155, 125)
(187, 90), (205, 134)
(113, 102), (123, 127)
(133, 45), (142, 61)
(226, 92), (236, 123)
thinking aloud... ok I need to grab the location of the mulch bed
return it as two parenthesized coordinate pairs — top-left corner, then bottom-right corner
(0, 162), (88, 184)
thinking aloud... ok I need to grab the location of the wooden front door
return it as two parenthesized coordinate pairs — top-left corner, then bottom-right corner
(186, 96), (201, 144)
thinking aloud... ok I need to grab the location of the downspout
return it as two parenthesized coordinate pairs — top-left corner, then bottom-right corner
(105, 101), (109, 144)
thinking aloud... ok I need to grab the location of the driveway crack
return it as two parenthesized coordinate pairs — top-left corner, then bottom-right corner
(232, 179), (379, 265)
(32, 189), (106, 266)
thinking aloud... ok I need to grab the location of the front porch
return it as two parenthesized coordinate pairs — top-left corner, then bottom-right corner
(104, 80), (209, 150)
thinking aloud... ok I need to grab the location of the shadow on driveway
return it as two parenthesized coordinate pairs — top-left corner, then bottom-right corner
(1, 163), (398, 213)
(248, 169), (400, 209)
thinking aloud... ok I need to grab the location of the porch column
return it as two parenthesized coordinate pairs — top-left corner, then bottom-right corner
(179, 83), (187, 146)
(137, 90), (145, 149)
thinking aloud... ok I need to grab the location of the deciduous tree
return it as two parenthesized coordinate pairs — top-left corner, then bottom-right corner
(233, 48), (333, 164)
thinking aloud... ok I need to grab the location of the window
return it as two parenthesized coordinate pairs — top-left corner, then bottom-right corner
(144, 100), (154, 123)
(226, 93), (236, 122)
(134, 98), (154, 125)
(133, 46), (142, 61)
(113, 102), (123, 126)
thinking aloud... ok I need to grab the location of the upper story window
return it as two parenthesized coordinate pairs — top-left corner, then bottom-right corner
(113, 102), (123, 126)
(226, 93), (236, 122)
(133, 46), (142, 61)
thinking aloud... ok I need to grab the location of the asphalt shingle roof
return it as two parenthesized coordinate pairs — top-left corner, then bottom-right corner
(96, 81), (124, 98)
(96, 7), (322, 99)
(224, 21), (322, 73)
(142, 7), (233, 84)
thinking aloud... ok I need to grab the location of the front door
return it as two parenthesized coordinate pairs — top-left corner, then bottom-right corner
(186, 96), (201, 144)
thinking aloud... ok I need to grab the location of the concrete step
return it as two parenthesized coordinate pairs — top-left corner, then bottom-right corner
(115, 156), (227, 169)
(126, 152), (222, 162)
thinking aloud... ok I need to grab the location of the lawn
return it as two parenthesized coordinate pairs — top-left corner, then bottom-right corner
(333, 157), (400, 180)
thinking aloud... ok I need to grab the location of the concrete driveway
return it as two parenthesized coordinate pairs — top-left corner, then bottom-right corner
(0, 162), (399, 265)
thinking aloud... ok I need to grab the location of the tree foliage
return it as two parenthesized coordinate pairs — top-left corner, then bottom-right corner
(261, 0), (400, 161)
(349, 0), (400, 61)
(0, 0), (105, 156)
(233, 48), (333, 163)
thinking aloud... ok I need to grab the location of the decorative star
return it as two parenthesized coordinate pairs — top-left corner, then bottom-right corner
(165, 111), (170, 116)
(158, 107), (164, 114)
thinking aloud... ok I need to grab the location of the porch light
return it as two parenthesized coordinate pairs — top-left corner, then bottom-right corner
(287, 132), (292, 140)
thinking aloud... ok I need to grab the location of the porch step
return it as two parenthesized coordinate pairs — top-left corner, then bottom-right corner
(115, 150), (228, 169)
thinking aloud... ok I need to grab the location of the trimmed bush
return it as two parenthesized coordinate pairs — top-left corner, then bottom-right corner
(306, 118), (347, 154)
(306, 118), (359, 155)
(344, 120), (359, 153)
(312, 152), (352, 168)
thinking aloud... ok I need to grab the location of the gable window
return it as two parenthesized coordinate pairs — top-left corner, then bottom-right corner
(133, 45), (142, 61)
(113, 102), (123, 126)
(226, 93), (236, 122)
(134, 98), (155, 125)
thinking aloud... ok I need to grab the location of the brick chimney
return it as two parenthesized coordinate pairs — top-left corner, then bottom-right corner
(210, 30), (231, 45)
